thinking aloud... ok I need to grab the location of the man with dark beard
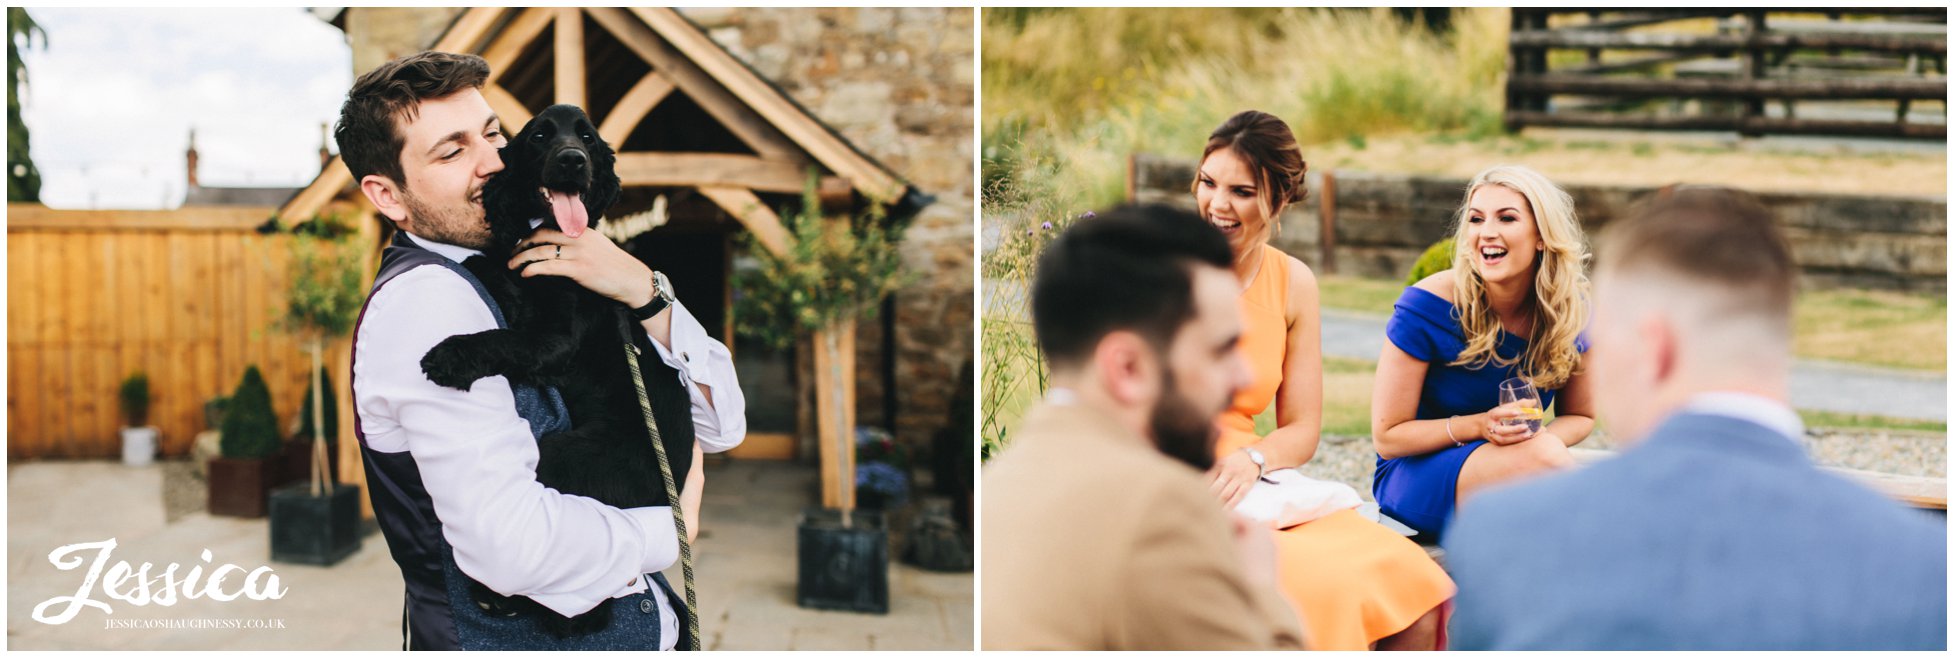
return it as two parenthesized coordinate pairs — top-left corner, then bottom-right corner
(980, 204), (1305, 650)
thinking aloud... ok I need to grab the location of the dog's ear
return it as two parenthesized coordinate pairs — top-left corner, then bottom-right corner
(483, 116), (548, 253)
(585, 131), (621, 227)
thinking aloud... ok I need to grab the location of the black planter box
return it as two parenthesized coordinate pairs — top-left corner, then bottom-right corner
(268, 483), (363, 566)
(796, 507), (889, 614)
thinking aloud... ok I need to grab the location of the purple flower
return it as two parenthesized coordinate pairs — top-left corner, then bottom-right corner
(1025, 229), (1033, 236)
(1040, 221), (1053, 230)
(1081, 211), (1096, 219)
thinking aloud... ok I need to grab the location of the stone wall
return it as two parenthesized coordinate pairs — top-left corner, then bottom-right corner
(686, 8), (975, 453)
(1131, 153), (1947, 292)
(341, 8), (466, 76)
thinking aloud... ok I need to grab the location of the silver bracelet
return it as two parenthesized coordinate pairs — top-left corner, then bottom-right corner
(1446, 415), (1464, 447)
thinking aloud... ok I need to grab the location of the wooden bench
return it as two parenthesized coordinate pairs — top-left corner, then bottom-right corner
(1570, 447), (1947, 511)
(1379, 448), (1945, 570)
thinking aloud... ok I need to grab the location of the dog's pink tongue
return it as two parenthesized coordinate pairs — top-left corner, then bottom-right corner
(548, 190), (587, 237)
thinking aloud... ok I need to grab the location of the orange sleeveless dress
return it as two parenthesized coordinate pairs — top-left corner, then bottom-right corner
(1215, 245), (1455, 650)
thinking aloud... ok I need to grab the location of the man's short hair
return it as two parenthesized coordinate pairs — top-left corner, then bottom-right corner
(1599, 186), (1795, 326)
(1031, 203), (1234, 369)
(334, 51), (491, 189)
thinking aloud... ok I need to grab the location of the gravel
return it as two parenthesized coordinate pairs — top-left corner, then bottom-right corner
(161, 458), (206, 523)
(1296, 428), (1946, 501)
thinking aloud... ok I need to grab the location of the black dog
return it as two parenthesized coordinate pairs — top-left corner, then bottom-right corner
(418, 104), (695, 638)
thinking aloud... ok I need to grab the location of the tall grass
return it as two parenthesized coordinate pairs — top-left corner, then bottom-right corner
(981, 9), (1510, 456)
(983, 8), (1510, 213)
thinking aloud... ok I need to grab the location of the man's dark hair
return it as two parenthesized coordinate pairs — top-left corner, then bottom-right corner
(1031, 203), (1234, 369)
(334, 51), (491, 189)
(1601, 185), (1795, 324)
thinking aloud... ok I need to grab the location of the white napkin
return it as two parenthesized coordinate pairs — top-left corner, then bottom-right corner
(1234, 468), (1363, 529)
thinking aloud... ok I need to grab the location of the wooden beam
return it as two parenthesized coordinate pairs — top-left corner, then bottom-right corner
(6, 204), (278, 231)
(615, 152), (830, 194)
(1510, 74), (1945, 101)
(482, 83), (533, 132)
(1508, 29), (1947, 55)
(1506, 110), (1946, 139)
(584, 7), (806, 164)
(276, 160), (351, 227)
(479, 7), (553, 78)
(554, 8), (585, 107)
(725, 431), (795, 460)
(599, 72), (677, 144)
(631, 7), (909, 203)
(697, 186), (792, 257)
(812, 323), (857, 509)
(429, 7), (507, 54)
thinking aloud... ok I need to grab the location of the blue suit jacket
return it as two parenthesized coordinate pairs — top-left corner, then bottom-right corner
(1444, 412), (1946, 650)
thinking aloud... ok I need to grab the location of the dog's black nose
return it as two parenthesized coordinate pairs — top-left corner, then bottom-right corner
(556, 150), (587, 170)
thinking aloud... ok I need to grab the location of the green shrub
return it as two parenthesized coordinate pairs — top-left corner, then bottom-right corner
(219, 366), (282, 459)
(118, 372), (150, 427)
(1406, 237), (1454, 286)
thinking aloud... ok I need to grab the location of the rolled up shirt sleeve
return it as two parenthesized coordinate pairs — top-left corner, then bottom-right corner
(646, 300), (747, 453)
(354, 266), (678, 618)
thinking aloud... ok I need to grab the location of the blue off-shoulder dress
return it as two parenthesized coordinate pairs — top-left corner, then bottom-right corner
(1372, 287), (1587, 541)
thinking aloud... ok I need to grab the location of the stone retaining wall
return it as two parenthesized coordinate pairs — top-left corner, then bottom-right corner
(1130, 153), (1946, 292)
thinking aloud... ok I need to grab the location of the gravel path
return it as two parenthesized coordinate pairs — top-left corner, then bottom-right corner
(1297, 429), (1946, 502)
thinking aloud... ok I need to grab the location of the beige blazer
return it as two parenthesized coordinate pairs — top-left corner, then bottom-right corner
(981, 401), (1306, 650)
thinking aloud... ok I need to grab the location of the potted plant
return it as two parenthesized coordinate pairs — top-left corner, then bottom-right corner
(268, 224), (365, 565)
(118, 372), (158, 466)
(734, 175), (907, 614)
(208, 365), (282, 517)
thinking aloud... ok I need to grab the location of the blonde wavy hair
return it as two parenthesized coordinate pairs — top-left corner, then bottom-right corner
(1447, 165), (1591, 390)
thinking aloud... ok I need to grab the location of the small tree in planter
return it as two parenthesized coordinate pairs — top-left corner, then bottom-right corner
(118, 372), (157, 466)
(268, 223), (365, 565)
(210, 365), (282, 517)
(734, 176), (907, 614)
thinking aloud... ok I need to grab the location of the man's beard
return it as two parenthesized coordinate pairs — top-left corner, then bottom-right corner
(1149, 367), (1219, 471)
(400, 184), (492, 251)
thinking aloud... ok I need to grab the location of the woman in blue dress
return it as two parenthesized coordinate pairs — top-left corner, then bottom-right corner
(1370, 165), (1597, 541)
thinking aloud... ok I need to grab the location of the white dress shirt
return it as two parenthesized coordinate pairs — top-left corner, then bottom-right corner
(353, 232), (745, 649)
(1678, 391), (1805, 442)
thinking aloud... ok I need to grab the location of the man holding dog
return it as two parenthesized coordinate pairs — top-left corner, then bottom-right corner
(342, 51), (745, 650)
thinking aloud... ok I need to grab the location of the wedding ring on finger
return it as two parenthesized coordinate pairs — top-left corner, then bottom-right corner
(554, 244), (562, 260)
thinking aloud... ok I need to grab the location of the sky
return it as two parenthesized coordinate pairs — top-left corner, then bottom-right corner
(16, 7), (352, 209)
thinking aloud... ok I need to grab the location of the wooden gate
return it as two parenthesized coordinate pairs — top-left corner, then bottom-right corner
(1506, 9), (1946, 139)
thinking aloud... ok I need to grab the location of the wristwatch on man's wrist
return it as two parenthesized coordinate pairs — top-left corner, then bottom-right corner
(629, 270), (677, 322)
(1240, 445), (1267, 479)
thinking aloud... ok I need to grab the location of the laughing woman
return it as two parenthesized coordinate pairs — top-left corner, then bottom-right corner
(1370, 164), (1597, 541)
(1194, 110), (1453, 650)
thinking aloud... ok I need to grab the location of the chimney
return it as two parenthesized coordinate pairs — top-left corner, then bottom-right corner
(319, 122), (332, 171)
(185, 128), (199, 189)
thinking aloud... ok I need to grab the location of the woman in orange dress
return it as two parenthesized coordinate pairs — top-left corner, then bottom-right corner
(1194, 110), (1454, 650)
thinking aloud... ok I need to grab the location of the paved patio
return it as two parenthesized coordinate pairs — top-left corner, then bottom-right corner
(7, 458), (971, 650)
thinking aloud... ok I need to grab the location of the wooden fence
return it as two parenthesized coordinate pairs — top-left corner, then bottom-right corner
(1129, 154), (1947, 292)
(1506, 9), (1947, 139)
(7, 204), (344, 460)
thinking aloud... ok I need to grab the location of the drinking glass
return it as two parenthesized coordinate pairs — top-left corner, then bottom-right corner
(1498, 377), (1544, 434)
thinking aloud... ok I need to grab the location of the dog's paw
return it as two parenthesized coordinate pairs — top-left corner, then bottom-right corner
(421, 339), (489, 390)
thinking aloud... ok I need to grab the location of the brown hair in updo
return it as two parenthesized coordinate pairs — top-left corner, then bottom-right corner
(1190, 110), (1309, 237)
